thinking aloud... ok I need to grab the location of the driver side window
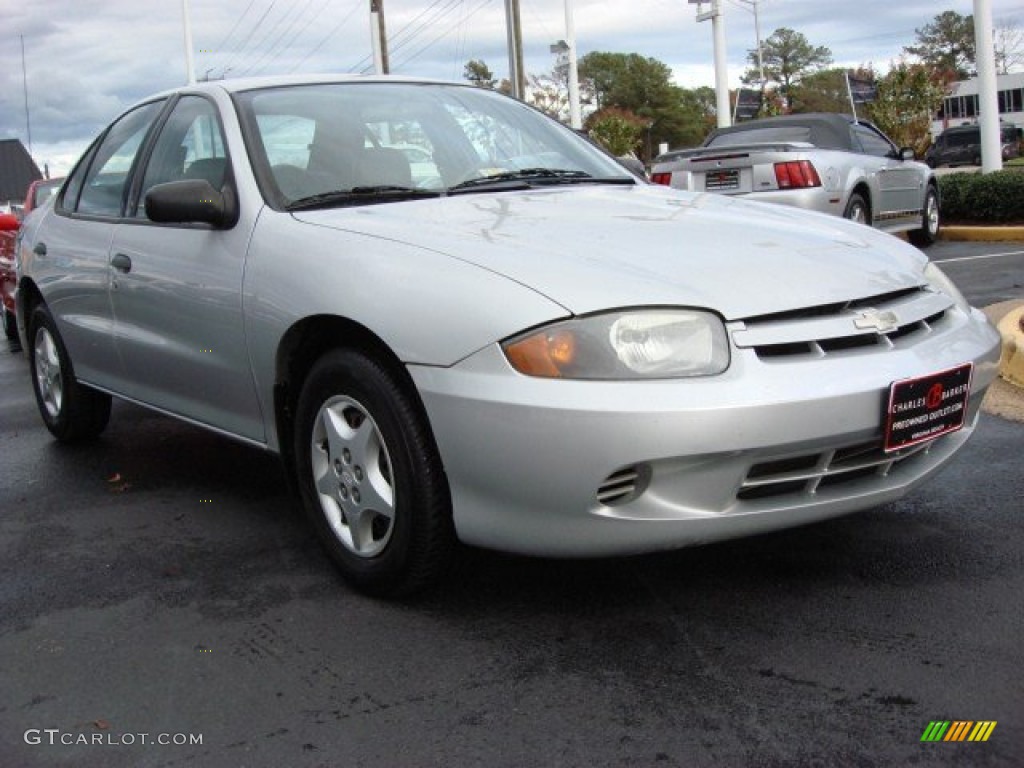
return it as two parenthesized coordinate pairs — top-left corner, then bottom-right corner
(135, 96), (229, 219)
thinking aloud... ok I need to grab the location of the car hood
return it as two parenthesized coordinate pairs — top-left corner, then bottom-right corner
(292, 184), (928, 320)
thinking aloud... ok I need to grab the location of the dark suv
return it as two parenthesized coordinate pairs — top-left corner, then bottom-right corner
(925, 124), (1021, 167)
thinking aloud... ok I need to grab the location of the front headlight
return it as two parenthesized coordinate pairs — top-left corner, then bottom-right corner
(502, 309), (730, 379)
(923, 262), (970, 313)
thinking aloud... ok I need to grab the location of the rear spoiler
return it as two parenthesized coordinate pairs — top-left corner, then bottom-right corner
(655, 141), (816, 164)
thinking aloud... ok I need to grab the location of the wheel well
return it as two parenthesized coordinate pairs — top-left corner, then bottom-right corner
(849, 184), (871, 217)
(273, 315), (417, 478)
(16, 277), (44, 332)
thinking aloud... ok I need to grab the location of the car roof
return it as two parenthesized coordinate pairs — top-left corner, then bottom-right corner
(705, 112), (859, 150)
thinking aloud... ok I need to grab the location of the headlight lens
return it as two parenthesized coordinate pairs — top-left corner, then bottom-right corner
(503, 310), (730, 379)
(923, 262), (970, 313)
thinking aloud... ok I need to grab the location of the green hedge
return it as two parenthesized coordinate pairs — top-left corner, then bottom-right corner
(938, 170), (1024, 224)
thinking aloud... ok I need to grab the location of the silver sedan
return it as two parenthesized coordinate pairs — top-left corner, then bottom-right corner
(17, 76), (1000, 595)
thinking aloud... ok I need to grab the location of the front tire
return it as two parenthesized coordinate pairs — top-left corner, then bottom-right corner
(28, 305), (111, 441)
(843, 193), (870, 226)
(908, 185), (940, 248)
(294, 348), (454, 596)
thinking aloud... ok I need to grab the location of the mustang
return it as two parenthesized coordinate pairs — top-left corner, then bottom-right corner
(650, 113), (941, 247)
(17, 76), (1000, 595)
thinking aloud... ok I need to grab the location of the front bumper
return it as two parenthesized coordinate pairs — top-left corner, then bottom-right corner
(409, 307), (1000, 557)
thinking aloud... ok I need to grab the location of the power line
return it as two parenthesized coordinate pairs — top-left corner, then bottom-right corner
(289, 0), (364, 73)
(240, 0), (320, 75)
(392, 0), (496, 72)
(254, 0), (337, 74)
(220, 0), (279, 75)
(351, 0), (463, 73)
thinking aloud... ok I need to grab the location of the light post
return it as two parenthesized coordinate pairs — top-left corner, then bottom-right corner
(734, 0), (764, 86)
(690, 0), (731, 128)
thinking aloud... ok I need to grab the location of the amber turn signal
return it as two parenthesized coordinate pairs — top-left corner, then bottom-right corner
(504, 330), (577, 377)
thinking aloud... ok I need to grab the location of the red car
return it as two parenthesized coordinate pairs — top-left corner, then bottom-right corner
(1, 211), (19, 341)
(2, 177), (63, 342)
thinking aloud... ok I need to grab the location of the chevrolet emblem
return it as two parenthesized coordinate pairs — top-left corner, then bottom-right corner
(853, 309), (900, 334)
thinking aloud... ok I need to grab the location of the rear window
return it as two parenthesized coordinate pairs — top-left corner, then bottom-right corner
(706, 126), (812, 147)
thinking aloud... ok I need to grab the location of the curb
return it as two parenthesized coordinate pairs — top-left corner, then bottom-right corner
(996, 306), (1024, 390)
(940, 225), (1024, 242)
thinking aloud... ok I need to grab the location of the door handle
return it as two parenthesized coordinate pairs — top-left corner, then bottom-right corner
(33, 242), (47, 256)
(111, 253), (132, 273)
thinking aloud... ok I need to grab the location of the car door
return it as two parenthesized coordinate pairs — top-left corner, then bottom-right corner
(33, 100), (166, 389)
(107, 95), (265, 442)
(852, 123), (921, 218)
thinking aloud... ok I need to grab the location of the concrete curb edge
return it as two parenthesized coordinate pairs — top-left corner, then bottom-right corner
(940, 226), (1024, 242)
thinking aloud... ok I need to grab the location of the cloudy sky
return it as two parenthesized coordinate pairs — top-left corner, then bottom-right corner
(1, 0), (1020, 176)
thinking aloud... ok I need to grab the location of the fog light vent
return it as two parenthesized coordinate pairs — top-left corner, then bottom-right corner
(597, 465), (648, 506)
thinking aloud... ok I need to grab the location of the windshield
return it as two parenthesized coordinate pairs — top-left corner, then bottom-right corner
(234, 81), (631, 208)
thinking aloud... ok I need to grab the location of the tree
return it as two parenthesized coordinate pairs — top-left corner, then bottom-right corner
(788, 66), (876, 117)
(741, 28), (832, 95)
(868, 62), (946, 157)
(903, 11), (976, 79)
(586, 108), (645, 156)
(994, 18), (1024, 75)
(463, 59), (497, 89)
(527, 72), (569, 121)
(577, 52), (676, 115)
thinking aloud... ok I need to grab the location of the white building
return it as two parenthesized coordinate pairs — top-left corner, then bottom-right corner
(933, 71), (1024, 137)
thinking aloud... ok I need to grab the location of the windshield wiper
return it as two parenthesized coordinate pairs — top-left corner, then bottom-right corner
(448, 168), (635, 194)
(286, 186), (440, 211)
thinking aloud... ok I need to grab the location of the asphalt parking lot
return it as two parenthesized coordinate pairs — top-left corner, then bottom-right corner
(1, 240), (1022, 767)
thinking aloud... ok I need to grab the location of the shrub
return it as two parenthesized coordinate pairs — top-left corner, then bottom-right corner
(938, 170), (1024, 224)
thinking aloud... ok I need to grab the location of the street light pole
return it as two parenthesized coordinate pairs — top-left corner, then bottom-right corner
(181, 0), (196, 85)
(692, 1), (731, 128)
(973, 0), (1002, 173)
(564, 0), (582, 129)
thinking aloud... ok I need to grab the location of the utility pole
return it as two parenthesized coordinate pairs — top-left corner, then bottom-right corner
(505, 0), (525, 99)
(370, 0), (390, 75)
(973, 0), (1001, 172)
(181, 0), (196, 84)
(20, 35), (32, 157)
(735, 0), (764, 84)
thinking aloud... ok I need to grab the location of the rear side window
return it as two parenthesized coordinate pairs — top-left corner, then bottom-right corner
(707, 126), (812, 147)
(72, 101), (165, 217)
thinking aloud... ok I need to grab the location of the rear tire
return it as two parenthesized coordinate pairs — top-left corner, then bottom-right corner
(293, 348), (454, 597)
(28, 305), (111, 441)
(908, 185), (940, 248)
(843, 193), (870, 226)
(3, 306), (18, 342)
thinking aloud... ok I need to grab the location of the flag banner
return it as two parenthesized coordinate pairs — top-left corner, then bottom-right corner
(847, 73), (878, 104)
(734, 88), (762, 120)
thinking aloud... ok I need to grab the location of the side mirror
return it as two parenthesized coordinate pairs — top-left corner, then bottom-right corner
(899, 147), (916, 161)
(0, 213), (19, 232)
(145, 180), (237, 228)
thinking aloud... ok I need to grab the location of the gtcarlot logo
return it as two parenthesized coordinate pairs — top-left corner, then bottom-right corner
(920, 720), (997, 742)
(24, 729), (203, 747)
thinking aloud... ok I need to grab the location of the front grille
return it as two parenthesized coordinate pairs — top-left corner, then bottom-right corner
(737, 439), (934, 501)
(732, 287), (954, 361)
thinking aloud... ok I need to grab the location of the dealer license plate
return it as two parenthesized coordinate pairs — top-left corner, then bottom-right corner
(884, 363), (973, 452)
(704, 169), (739, 191)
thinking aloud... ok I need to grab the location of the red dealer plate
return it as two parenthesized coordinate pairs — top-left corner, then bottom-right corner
(884, 363), (974, 452)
